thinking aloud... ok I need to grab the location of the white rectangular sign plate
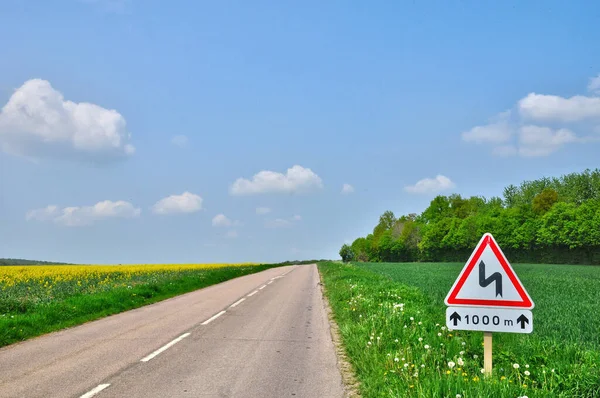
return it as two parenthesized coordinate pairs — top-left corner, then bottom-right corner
(446, 306), (533, 334)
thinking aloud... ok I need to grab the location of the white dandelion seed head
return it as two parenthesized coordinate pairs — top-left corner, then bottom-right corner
(480, 368), (485, 374)
(448, 361), (456, 369)
(418, 337), (423, 342)
(394, 357), (399, 362)
(525, 364), (530, 368)
(457, 358), (464, 366)
(524, 371), (530, 376)
(438, 333), (442, 337)
(424, 345), (430, 349)
(513, 363), (520, 369)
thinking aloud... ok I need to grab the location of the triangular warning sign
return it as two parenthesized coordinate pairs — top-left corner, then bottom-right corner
(445, 233), (534, 309)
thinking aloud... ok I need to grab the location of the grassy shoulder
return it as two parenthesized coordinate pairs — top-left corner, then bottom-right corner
(0, 264), (281, 348)
(318, 261), (600, 398)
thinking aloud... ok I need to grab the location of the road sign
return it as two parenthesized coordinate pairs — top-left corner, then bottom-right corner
(444, 233), (534, 309)
(446, 307), (533, 334)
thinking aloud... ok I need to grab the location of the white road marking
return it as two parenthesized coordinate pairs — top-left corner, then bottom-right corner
(259, 285), (267, 290)
(230, 298), (246, 308)
(140, 333), (190, 362)
(267, 280), (274, 285)
(247, 290), (259, 297)
(80, 384), (110, 398)
(201, 310), (226, 325)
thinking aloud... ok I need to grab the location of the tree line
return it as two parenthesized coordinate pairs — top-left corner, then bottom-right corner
(340, 169), (600, 265)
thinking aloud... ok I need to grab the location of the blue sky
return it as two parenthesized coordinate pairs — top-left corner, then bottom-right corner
(1, 0), (600, 264)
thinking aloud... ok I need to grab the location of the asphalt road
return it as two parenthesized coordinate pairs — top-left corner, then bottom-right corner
(0, 264), (345, 398)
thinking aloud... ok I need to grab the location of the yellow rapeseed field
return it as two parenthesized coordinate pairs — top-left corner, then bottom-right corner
(0, 263), (258, 288)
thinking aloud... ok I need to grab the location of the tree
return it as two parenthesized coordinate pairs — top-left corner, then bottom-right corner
(339, 244), (354, 263)
(532, 188), (559, 215)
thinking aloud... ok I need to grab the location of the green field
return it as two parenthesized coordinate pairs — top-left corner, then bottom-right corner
(318, 261), (600, 398)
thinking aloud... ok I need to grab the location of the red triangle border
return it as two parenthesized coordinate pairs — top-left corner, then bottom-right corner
(446, 234), (533, 308)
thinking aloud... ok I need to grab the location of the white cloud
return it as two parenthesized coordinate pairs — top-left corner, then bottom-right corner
(171, 135), (188, 147)
(463, 75), (600, 157)
(265, 214), (302, 228)
(152, 192), (203, 215)
(230, 165), (323, 195)
(226, 230), (238, 239)
(212, 213), (232, 227)
(517, 125), (578, 157)
(518, 93), (600, 122)
(0, 79), (134, 161)
(26, 200), (140, 226)
(461, 114), (513, 144)
(26, 205), (60, 222)
(341, 183), (355, 194)
(255, 207), (271, 215)
(588, 74), (600, 95)
(404, 175), (455, 194)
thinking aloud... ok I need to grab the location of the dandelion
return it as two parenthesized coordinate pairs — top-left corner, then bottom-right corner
(368, 341), (372, 345)
(446, 370), (451, 375)
(456, 395), (462, 398)
(459, 351), (464, 355)
(402, 357), (405, 361)
(424, 345), (430, 349)
(436, 323), (440, 327)
(421, 364), (425, 368)
(500, 376), (506, 380)
(448, 361), (456, 369)
(441, 326), (447, 331)
(404, 363), (409, 368)
(473, 354), (478, 359)
(394, 357), (399, 362)
(438, 333), (442, 337)
(461, 342), (466, 346)
(418, 337), (423, 342)
(457, 358), (464, 366)
(525, 364), (530, 368)
(448, 328), (453, 332)
(418, 321), (422, 325)
(513, 363), (520, 369)
(395, 339), (398, 343)
(524, 371), (530, 376)
(480, 368), (485, 374)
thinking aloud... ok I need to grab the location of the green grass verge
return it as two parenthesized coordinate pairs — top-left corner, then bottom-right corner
(0, 264), (281, 348)
(318, 261), (600, 398)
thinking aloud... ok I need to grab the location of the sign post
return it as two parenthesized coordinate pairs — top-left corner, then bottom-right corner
(444, 233), (535, 376)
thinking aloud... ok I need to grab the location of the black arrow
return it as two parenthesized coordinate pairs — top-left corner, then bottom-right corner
(479, 260), (503, 297)
(449, 311), (461, 326)
(516, 314), (529, 329)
